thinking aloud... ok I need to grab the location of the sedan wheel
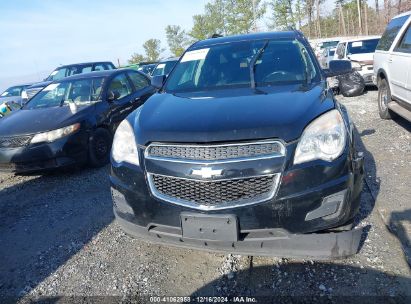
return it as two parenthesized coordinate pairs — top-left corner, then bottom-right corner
(88, 128), (111, 167)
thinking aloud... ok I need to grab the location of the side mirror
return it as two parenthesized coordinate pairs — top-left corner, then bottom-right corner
(151, 75), (166, 89)
(324, 60), (352, 78)
(107, 90), (121, 102)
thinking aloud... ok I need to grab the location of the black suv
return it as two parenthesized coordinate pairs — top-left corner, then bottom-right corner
(110, 31), (364, 258)
(23, 61), (116, 101)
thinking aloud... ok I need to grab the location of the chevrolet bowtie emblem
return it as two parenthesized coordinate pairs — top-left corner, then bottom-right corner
(191, 167), (223, 179)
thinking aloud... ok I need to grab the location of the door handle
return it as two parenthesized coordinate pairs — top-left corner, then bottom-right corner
(388, 56), (393, 63)
(134, 97), (140, 102)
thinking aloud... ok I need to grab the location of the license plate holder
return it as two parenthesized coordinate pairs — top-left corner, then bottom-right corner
(181, 213), (238, 242)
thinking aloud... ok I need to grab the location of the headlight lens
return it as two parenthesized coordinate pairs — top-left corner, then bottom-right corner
(111, 119), (139, 166)
(31, 123), (80, 144)
(294, 110), (346, 165)
(351, 62), (362, 71)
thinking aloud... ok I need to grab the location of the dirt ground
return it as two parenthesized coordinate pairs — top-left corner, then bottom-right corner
(0, 89), (410, 303)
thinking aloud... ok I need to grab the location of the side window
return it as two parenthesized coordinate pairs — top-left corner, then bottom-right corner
(68, 66), (92, 76)
(108, 74), (132, 99)
(378, 15), (410, 51)
(394, 24), (411, 53)
(94, 63), (110, 71)
(128, 72), (149, 90)
(80, 65), (93, 73)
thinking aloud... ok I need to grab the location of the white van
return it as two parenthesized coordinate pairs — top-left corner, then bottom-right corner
(373, 11), (411, 121)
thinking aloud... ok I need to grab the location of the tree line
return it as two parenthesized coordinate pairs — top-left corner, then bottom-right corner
(128, 0), (411, 64)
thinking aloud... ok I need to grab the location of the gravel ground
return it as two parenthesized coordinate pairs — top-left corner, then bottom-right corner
(0, 89), (410, 303)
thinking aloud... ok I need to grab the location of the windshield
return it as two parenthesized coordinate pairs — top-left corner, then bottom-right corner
(347, 39), (380, 55)
(46, 65), (94, 81)
(1, 85), (26, 97)
(321, 41), (339, 49)
(152, 60), (178, 76)
(165, 39), (318, 93)
(24, 77), (104, 110)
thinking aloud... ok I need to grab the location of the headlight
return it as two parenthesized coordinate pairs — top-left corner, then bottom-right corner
(351, 62), (362, 71)
(294, 110), (346, 165)
(21, 90), (28, 100)
(31, 123), (80, 144)
(111, 119), (139, 166)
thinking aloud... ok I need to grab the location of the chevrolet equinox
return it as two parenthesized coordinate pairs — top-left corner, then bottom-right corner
(110, 31), (365, 259)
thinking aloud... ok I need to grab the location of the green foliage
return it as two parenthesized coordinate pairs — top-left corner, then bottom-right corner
(225, 0), (266, 34)
(143, 39), (165, 62)
(269, 0), (294, 30)
(189, 15), (210, 41)
(128, 53), (145, 64)
(189, 0), (266, 41)
(128, 39), (165, 64)
(165, 25), (189, 57)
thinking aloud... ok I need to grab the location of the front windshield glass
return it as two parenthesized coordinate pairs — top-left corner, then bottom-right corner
(1, 86), (25, 97)
(322, 41), (339, 49)
(165, 39), (318, 93)
(347, 39), (380, 55)
(152, 60), (178, 76)
(24, 77), (104, 110)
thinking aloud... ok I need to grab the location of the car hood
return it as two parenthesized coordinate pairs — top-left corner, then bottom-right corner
(0, 105), (94, 136)
(134, 83), (336, 144)
(27, 81), (53, 89)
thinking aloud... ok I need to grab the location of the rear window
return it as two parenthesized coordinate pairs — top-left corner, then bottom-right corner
(377, 15), (410, 51)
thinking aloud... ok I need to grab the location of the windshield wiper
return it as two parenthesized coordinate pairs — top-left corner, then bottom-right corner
(250, 40), (269, 89)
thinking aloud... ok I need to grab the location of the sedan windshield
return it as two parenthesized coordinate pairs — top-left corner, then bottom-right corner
(165, 39), (318, 93)
(24, 78), (104, 110)
(347, 39), (380, 55)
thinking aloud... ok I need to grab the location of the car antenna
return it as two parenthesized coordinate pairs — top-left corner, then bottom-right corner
(210, 33), (223, 38)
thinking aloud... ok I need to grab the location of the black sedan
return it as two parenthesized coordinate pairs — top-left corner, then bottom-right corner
(0, 69), (155, 173)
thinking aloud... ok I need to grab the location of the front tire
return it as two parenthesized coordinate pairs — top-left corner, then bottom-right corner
(88, 128), (112, 167)
(378, 78), (397, 120)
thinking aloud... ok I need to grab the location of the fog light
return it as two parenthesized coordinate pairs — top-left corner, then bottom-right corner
(305, 190), (347, 221)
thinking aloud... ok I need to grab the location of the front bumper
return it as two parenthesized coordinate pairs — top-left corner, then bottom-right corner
(115, 208), (364, 259)
(110, 142), (365, 258)
(0, 131), (88, 173)
(358, 69), (375, 85)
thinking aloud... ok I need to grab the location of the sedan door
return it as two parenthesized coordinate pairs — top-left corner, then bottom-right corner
(105, 72), (137, 130)
(126, 71), (156, 108)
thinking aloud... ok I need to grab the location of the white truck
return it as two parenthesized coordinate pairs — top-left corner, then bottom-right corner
(334, 36), (381, 85)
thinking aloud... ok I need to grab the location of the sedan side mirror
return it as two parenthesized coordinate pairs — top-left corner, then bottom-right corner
(107, 90), (121, 102)
(151, 75), (166, 89)
(324, 60), (352, 78)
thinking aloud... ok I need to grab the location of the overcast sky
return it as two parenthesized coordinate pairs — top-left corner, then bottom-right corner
(0, 0), (374, 92)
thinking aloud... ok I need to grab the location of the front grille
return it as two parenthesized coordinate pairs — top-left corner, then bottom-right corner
(0, 135), (32, 149)
(26, 88), (42, 100)
(146, 141), (284, 161)
(150, 174), (278, 209)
